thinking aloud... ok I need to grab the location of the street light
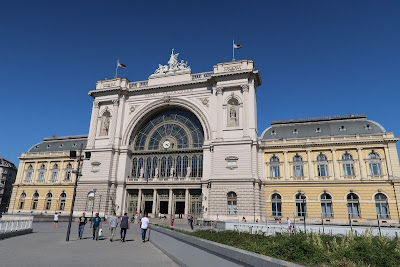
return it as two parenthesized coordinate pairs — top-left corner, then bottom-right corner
(98, 195), (102, 214)
(91, 189), (97, 225)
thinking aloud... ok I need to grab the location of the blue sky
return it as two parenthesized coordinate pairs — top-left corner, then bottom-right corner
(1, 0), (399, 165)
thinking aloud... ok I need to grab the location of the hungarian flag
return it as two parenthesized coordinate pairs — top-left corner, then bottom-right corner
(233, 44), (242, 49)
(118, 62), (127, 69)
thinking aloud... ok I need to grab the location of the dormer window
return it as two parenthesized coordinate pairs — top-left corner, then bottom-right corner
(72, 143), (77, 147)
(292, 129), (298, 134)
(271, 130), (276, 135)
(47, 144), (51, 148)
(315, 127), (321, 133)
(365, 124), (372, 130)
(59, 144), (64, 148)
(339, 126), (346, 131)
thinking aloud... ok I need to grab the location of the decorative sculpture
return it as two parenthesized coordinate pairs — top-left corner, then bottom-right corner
(101, 114), (110, 136)
(169, 167), (175, 178)
(154, 167), (159, 178)
(186, 166), (191, 178)
(139, 167), (144, 178)
(230, 107), (238, 126)
(153, 49), (190, 75)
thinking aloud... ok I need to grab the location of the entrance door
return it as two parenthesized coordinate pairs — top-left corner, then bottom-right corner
(175, 202), (185, 215)
(144, 201), (153, 214)
(160, 201), (168, 214)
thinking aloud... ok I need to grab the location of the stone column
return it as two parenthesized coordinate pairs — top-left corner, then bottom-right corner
(137, 189), (142, 214)
(168, 189), (173, 215)
(59, 160), (64, 181)
(152, 189), (157, 218)
(216, 87), (223, 139)
(87, 101), (100, 149)
(331, 149), (339, 180)
(241, 84), (249, 137)
(358, 148), (367, 180)
(307, 150), (314, 180)
(283, 151), (289, 180)
(108, 99), (119, 145)
(185, 189), (189, 215)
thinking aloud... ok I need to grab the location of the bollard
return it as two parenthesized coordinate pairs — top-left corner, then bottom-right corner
(321, 213), (325, 235)
(377, 215), (382, 237)
(348, 213), (353, 232)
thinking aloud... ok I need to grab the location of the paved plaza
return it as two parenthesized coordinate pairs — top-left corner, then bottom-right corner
(0, 221), (178, 267)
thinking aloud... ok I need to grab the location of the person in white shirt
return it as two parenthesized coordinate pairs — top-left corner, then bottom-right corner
(53, 212), (60, 228)
(287, 217), (291, 232)
(140, 213), (150, 243)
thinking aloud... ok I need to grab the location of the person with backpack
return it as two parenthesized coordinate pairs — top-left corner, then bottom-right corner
(120, 212), (130, 242)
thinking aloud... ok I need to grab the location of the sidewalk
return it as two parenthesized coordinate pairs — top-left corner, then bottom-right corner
(0, 221), (178, 267)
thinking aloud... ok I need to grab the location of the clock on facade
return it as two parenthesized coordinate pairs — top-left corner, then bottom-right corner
(163, 140), (171, 149)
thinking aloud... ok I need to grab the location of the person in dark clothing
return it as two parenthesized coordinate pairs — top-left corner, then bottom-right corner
(189, 216), (194, 230)
(77, 212), (87, 239)
(120, 212), (130, 242)
(92, 213), (102, 241)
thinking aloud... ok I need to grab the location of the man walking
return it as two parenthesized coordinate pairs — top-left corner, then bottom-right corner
(77, 212), (87, 239)
(120, 212), (130, 242)
(140, 213), (150, 243)
(108, 212), (118, 242)
(92, 213), (102, 241)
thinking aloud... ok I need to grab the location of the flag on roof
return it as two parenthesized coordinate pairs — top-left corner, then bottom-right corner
(118, 61), (127, 69)
(233, 43), (242, 49)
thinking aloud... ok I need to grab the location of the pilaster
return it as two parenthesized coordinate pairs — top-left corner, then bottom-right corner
(357, 148), (367, 180)
(307, 150), (314, 180)
(108, 99), (119, 145)
(241, 84), (249, 137)
(87, 102), (100, 149)
(331, 149), (339, 180)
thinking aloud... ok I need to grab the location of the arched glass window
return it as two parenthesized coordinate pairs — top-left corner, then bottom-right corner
(131, 158), (138, 178)
(87, 192), (95, 211)
(45, 193), (52, 210)
(26, 165), (33, 181)
(369, 153), (382, 176)
(19, 193), (26, 209)
(270, 157), (280, 178)
(168, 156), (173, 177)
(342, 153), (354, 176)
(271, 193), (282, 216)
(138, 158), (144, 178)
(152, 157), (158, 177)
(191, 155), (198, 177)
(51, 164), (59, 181)
(146, 157), (152, 179)
(161, 157), (167, 177)
(293, 155), (303, 177)
(198, 155), (203, 177)
(182, 156), (189, 177)
(375, 193), (389, 218)
(347, 193), (360, 218)
(38, 164), (46, 181)
(32, 192), (39, 210)
(59, 192), (66, 211)
(176, 156), (182, 177)
(295, 193), (306, 217)
(227, 192), (237, 215)
(321, 193), (333, 217)
(317, 154), (329, 177)
(65, 163), (72, 180)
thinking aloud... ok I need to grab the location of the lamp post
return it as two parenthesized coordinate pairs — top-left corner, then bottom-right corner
(90, 189), (97, 226)
(98, 195), (102, 214)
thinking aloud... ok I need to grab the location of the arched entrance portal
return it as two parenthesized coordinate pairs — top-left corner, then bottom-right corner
(126, 108), (204, 218)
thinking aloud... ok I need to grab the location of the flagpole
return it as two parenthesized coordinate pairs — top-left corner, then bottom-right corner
(232, 39), (235, 61)
(115, 58), (119, 78)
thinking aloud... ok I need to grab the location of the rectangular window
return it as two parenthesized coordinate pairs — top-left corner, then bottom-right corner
(348, 203), (359, 218)
(272, 202), (282, 216)
(45, 201), (51, 210)
(227, 200), (237, 215)
(318, 164), (328, 177)
(321, 202), (333, 217)
(343, 164), (354, 176)
(270, 166), (280, 178)
(293, 166), (303, 177)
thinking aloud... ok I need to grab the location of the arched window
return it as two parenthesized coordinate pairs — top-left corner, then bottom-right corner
(168, 156), (174, 177)
(375, 193), (389, 218)
(317, 154), (329, 177)
(51, 164), (59, 181)
(198, 155), (204, 177)
(191, 155), (198, 177)
(38, 164), (46, 181)
(293, 155), (303, 177)
(342, 153), (354, 176)
(87, 192), (95, 211)
(176, 156), (182, 178)
(161, 157), (167, 177)
(19, 193), (26, 209)
(131, 158), (138, 178)
(59, 192), (66, 211)
(227, 98), (239, 127)
(32, 192), (39, 210)
(152, 157), (158, 177)
(271, 193), (282, 216)
(295, 193), (306, 217)
(182, 156), (189, 177)
(146, 157), (152, 179)
(321, 193), (333, 217)
(347, 193), (360, 218)
(138, 158), (144, 178)
(227, 192), (237, 215)
(65, 163), (72, 180)
(270, 157), (280, 178)
(26, 165), (33, 181)
(45, 193), (52, 210)
(369, 153), (382, 176)
(100, 110), (111, 136)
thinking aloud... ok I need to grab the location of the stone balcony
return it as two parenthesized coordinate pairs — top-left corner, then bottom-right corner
(127, 176), (201, 183)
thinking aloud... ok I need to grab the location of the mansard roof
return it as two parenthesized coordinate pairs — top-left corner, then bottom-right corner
(28, 135), (88, 153)
(261, 114), (386, 140)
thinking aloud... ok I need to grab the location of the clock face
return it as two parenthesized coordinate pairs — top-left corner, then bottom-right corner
(163, 140), (171, 149)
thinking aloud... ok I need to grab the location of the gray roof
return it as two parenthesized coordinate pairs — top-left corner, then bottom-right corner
(28, 135), (88, 153)
(0, 158), (17, 169)
(261, 115), (386, 140)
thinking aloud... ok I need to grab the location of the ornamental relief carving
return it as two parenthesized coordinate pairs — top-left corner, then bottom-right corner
(199, 98), (209, 107)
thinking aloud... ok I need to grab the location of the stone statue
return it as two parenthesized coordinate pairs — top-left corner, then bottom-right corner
(168, 49), (179, 71)
(139, 167), (144, 178)
(229, 107), (238, 126)
(169, 167), (175, 178)
(101, 115), (110, 136)
(186, 166), (191, 178)
(153, 49), (190, 75)
(154, 167), (159, 178)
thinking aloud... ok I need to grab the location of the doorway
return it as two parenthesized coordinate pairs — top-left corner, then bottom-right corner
(144, 201), (153, 214)
(175, 202), (185, 215)
(160, 201), (168, 214)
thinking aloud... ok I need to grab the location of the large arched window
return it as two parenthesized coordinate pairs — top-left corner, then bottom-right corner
(19, 192), (26, 209)
(32, 192), (39, 210)
(293, 155), (303, 177)
(368, 153), (382, 176)
(347, 193), (360, 218)
(59, 192), (66, 211)
(227, 192), (237, 215)
(375, 193), (389, 218)
(38, 164), (46, 181)
(317, 154), (329, 177)
(26, 165), (33, 181)
(51, 164), (59, 181)
(271, 193), (282, 216)
(295, 193), (306, 217)
(65, 163), (72, 180)
(45, 193), (52, 210)
(270, 156), (280, 178)
(320, 193), (332, 217)
(342, 153), (354, 176)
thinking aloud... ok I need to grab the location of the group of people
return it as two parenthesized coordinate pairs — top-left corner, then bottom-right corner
(77, 212), (150, 242)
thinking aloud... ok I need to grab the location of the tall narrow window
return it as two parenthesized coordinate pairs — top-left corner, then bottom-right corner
(295, 193), (306, 217)
(59, 192), (66, 211)
(198, 155), (203, 177)
(270, 156), (280, 178)
(131, 158), (138, 178)
(87, 192), (95, 211)
(51, 164), (59, 181)
(32, 192), (39, 210)
(168, 156), (173, 177)
(182, 156), (189, 177)
(321, 193), (333, 217)
(65, 163), (72, 180)
(293, 155), (303, 177)
(375, 193), (389, 218)
(26, 165), (33, 181)
(161, 157), (167, 177)
(317, 154), (329, 177)
(45, 193), (52, 210)
(191, 155), (198, 177)
(146, 157), (152, 179)
(368, 153), (382, 176)
(347, 193), (360, 218)
(227, 192), (237, 215)
(342, 153), (354, 176)
(176, 156), (182, 177)
(38, 164), (46, 181)
(138, 158), (144, 178)
(19, 193), (26, 209)
(152, 157), (158, 177)
(271, 193), (282, 216)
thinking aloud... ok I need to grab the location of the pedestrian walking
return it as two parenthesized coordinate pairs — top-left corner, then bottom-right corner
(189, 216), (194, 230)
(108, 212), (118, 242)
(171, 215), (174, 227)
(120, 212), (130, 242)
(134, 213), (139, 224)
(92, 213), (102, 241)
(140, 213), (150, 242)
(53, 212), (60, 228)
(287, 217), (291, 232)
(77, 212), (87, 239)
(187, 213), (191, 225)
